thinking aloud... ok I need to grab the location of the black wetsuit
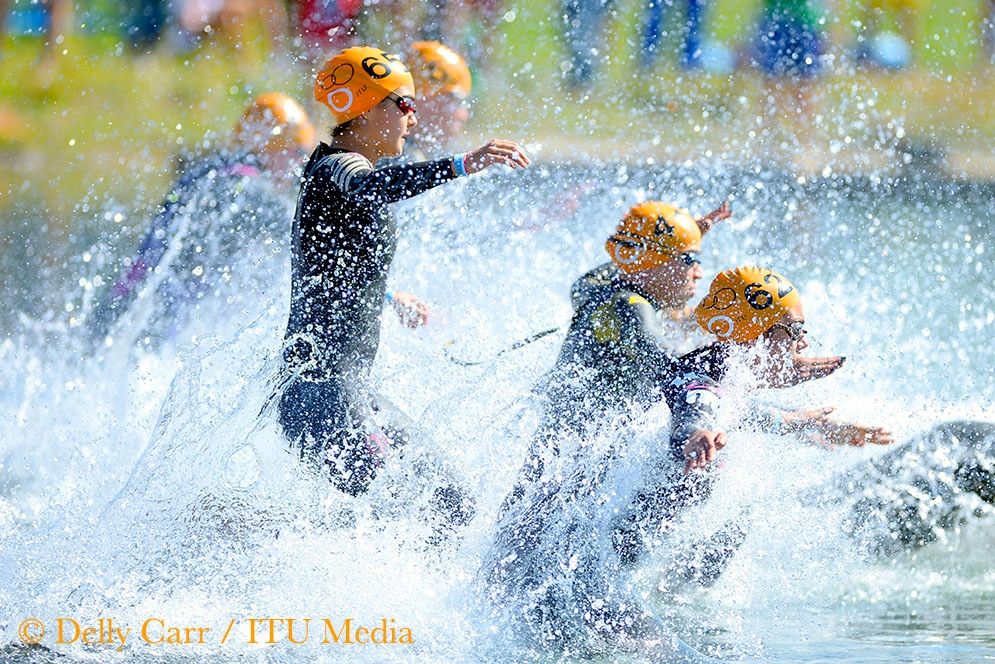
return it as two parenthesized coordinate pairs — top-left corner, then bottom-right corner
(278, 143), (461, 500)
(826, 420), (995, 555)
(610, 342), (734, 566)
(508, 263), (708, 498)
(545, 263), (683, 423)
(485, 267), (726, 650)
(88, 152), (287, 344)
(484, 359), (728, 651)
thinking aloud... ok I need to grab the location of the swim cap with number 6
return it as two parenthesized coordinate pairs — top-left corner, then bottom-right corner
(694, 267), (802, 343)
(315, 46), (415, 125)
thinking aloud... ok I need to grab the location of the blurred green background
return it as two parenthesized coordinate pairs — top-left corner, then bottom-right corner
(1, 0), (993, 235)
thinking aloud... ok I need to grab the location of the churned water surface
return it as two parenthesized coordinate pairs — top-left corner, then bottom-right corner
(0, 161), (993, 662)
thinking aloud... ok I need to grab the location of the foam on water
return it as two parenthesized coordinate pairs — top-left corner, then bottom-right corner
(1, 163), (993, 661)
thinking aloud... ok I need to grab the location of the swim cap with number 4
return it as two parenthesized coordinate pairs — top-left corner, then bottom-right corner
(694, 267), (802, 344)
(606, 202), (701, 274)
(315, 46), (415, 125)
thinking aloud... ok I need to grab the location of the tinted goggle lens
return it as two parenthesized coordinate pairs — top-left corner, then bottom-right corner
(773, 322), (807, 341)
(389, 94), (417, 114)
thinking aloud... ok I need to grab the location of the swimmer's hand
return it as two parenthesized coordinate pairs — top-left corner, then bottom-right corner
(821, 419), (895, 447)
(782, 406), (836, 432)
(391, 291), (429, 328)
(696, 200), (732, 234)
(464, 139), (531, 173)
(784, 407), (895, 447)
(767, 354), (845, 387)
(683, 429), (727, 473)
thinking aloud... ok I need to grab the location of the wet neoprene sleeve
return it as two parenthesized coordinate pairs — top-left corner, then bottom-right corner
(326, 152), (457, 205)
(664, 344), (729, 460)
(665, 374), (721, 459)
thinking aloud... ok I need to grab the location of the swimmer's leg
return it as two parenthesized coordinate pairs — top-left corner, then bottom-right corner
(661, 516), (749, 590)
(372, 397), (476, 543)
(613, 468), (715, 567)
(581, 595), (725, 663)
(279, 379), (387, 496)
(498, 423), (561, 516)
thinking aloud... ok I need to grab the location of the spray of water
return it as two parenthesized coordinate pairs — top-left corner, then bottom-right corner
(1, 163), (993, 662)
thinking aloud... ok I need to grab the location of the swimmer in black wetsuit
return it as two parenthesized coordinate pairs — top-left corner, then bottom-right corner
(504, 200), (731, 507)
(484, 266), (894, 654)
(368, 41), (475, 323)
(404, 40), (473, 161)
(87, 93), (316, 346)
(613, 266), (895, 572)
(812, 420), (995, 556)
(613, 268), (987, 570)
(279, 47), (529, 517)
(483, 201), (733, 653)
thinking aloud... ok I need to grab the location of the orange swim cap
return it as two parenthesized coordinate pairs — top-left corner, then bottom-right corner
(694, 267), (803, 344)
(605, 202), (702, 274)
(234, 92), (316, 157)
(314, 46), (415, 125)
(409, 40), (472, 98)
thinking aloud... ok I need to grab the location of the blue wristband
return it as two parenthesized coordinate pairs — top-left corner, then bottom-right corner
(385, 291), (394, 304)
(453, 153), (468, 177)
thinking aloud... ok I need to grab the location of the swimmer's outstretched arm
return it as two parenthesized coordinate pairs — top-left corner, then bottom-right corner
(334, 155), (461, 205)
(763, 353), (845, 387)
(781, 406), (895, 447)
(335, 140), (530, 206)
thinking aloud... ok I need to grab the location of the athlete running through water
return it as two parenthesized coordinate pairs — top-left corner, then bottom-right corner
(613, 266), (894, 569)
(279, 47), (529, 532)
(404, 40), (473, 160)
(484, 266), (890, 656)
(87, 93), (316, 346)
(503, 199), (731, 508)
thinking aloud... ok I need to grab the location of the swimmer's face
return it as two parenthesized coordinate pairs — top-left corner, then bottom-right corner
(755, 308), (809, 385)
(631, 253), (703, 309)
(763, 309), (809, 355)
(366, 85), (418, 158)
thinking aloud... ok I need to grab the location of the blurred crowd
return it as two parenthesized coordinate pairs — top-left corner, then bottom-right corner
(2, 0), (994, 76)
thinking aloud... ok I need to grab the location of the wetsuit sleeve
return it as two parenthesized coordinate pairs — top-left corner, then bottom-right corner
(664, 372), (721, 461)
(663, 344), (730, 460)
(322, 152), (457, 206)
(105, 194), (180, 302)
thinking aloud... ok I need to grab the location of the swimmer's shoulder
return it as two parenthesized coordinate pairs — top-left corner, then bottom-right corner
(571, 262), (627, 310)
(307, 144), (375, 191)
